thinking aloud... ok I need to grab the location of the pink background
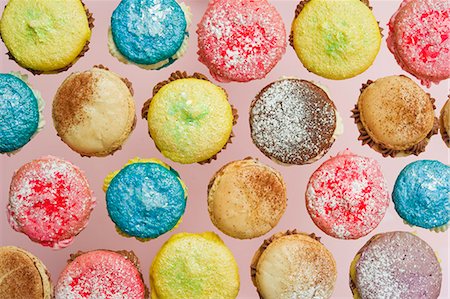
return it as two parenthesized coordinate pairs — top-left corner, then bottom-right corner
(1, 0), (449, 298)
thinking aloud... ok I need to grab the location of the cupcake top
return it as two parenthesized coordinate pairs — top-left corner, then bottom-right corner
(352, 75), (438, 157)
(143, 72), (235, 164)
(104, 158), (186, 239)
(0, 73), (44, 153)
(387, 0), (450, 87)
(7, 156), (95, 248)
(55, 250), (146, 299)
(0, 0), (92, 72)
(251, 230), (336, 299)
(351, 231), (442, 299)
(393, 160), (450, 230)
(291, 0), (381, 79)
(207, 158), (287, 239)
(250, 79), (341, 165)
(197, 0), (286, 82)
(111, 0), (187, 66)
(0, 246), (52, 299)
(150, 232), (240, 299)
(306, 150), (390, 239)
(52, 66), (136, 157)
(440, 97), (450, 147)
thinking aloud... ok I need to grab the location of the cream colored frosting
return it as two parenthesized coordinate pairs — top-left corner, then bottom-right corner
(108, 2), (191, 70)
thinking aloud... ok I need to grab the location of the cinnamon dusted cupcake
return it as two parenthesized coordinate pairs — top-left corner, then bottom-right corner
(440, 97), (450, 147)
(142, 71), (237, 164)
(53, 66), (136, 157)
(0, 0), (94, 74)
(55, 250), (148, 299)
(251, 230), (337, 299)
(352, 75), (438, 157)
(250, 78), (343, 165)
(350, 231), (442, 299)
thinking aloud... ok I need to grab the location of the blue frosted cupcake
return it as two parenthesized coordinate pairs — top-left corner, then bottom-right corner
(108, 0), (190, 70)
(0, 73), (44, 154)
(103, 158), (187, 240)
(393, 160), (450, 232)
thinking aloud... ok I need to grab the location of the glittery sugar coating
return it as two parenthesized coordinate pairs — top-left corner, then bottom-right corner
(55, 250), (146, 299)
(306, 150), (390, 239)
(0, 73), (39, 153)
(7, 156), (95, 249)
(354, 232), (442, 299)
(111, 0), (187, 65)
(106, 162), (186, 239)
(393, 160), (450, 229)
(387, 0), (450, 87)
(197, 0), (286, 82)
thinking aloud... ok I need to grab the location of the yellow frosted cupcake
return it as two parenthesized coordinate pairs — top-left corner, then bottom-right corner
(0, 0), (93, 74)
(291, 0), (381, 79)
(142, 71), (237, 164)
(150, 232), (240, 299)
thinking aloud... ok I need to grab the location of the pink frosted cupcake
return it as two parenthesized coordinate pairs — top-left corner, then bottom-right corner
(387, 0), (450, 87)
(197, 0), (286, 82)
(55, 250), (147, 298)
(7, 156), (95, 249)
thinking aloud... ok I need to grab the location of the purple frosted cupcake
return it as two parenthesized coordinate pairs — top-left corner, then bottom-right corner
(350, 231), (442, 298)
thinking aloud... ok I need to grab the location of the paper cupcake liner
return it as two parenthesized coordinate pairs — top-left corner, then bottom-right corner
(141, 71), (238, 165)
(440, 96), (450, 147)
(289, 0), (382, 48)
(402, 219), (449, 233)
(351, 79), (439, 157)
(250, 229), (321, 289)
(68, 250), (149, 299)
(4, 1), (94, 75)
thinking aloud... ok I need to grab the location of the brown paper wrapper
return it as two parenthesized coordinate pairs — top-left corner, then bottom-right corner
(4, 1), (94, 75)
(141, 71), (238, 165)
(68, 250), (149, 299)
(351, 79), (439, 157)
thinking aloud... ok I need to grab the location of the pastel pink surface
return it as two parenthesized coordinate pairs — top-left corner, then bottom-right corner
(0, 1), (448, 298)
(197, 0), (286, 82)
(55, 250), (145, 299)
(387, 0), (450, 87)
(306, 150), (390, 239)
(7, 156), (95, 249)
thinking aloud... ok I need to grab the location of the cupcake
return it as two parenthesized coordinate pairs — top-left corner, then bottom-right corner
(7, 156), (95, 248)
(109, 0), (190, 70)
(350, 231), (442, 298)
(440, 97), (450, 147)
(352, 75), (438, 157)
(251, 230), (336, 299)
(0, 246), (52, 299)
(142, 71), (237, 164)
(197, 0), (286, 82)
(52, 65), (136, 157)
(207, 158), (287, 239)
(55, 250), (147, 299)
(103, 158), (187, 240)
(0, 72), (44, 154)
(387, 0), (450, 87)
(291, 0), (381, 80)
(393, 160), (450, 232)
(150, 232), (240, 299)
(0, 0), (93, 74)
(306, 150), (390, 239)
(250, 78), (343, 165)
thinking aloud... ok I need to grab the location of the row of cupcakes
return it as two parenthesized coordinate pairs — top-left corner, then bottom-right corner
(0, 0), (448, 86)
(0, 229), (443, 298)
(1, 69), (449, 161)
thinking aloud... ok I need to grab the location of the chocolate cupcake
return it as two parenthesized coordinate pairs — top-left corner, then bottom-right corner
(250, 78), (343, 165)
(142, 71), (237, 164)
(352, 75), (438, 157)
(251, 230), (337, 299)
(350, 231), (442, 298)
(440, 97), (450, 147)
